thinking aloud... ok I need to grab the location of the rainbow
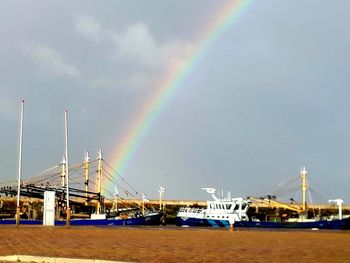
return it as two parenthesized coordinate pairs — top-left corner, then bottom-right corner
(108, 0), (252, 190)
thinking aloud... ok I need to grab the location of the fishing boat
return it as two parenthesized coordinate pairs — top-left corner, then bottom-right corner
(0, 158), (165, 227)
(176, 188), (251, 227)
(0, 107), (164, 226)
(0, 209), (164, 226)
(176, 168), (350, 230)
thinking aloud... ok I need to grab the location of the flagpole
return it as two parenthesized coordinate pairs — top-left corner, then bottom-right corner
(16, 100), (24, 226)
(64, 110), (70, 226)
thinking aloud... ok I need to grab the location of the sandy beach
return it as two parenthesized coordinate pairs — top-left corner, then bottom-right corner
(0, 225), (349, 262)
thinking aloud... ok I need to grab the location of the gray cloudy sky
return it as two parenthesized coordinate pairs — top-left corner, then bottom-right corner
(1, 1), (350, 202)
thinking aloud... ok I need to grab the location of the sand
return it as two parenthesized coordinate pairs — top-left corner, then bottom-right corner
(0, 225), (349, 262)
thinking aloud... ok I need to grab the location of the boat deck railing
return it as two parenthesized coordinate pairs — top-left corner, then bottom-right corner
(179, 207), (204, 213)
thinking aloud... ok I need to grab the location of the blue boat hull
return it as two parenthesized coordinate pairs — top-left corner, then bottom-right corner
(176, 217), (233, 228)
(0, 213), (163, 226)
(235, 218), (350, 230)
(176, 216), (350, 230)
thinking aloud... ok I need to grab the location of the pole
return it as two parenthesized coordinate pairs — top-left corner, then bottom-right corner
(16, 100), (24, 226)
(64, 110), (70, 226)
(96, 149), (103, 214)
(142, 193), (145, 216)
(301, 166), (308, 212)
(84, 151), (90, 205)
(158, 186), (164, 211)
(113, 186), (118, 212)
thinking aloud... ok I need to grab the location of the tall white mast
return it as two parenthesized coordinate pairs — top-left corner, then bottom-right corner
(301, 166), (308, 212)
(96, 148), (103, 214)
(84, 151), (90, 205)
(64, 110), (70, 225)
(16, 100), (24, 226)
(158, 186), (165, 211)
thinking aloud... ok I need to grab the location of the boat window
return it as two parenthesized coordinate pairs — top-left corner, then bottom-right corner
(226, 204), (232, 210)
(233, 204), (239, 210)
(242, 204), (246, 210)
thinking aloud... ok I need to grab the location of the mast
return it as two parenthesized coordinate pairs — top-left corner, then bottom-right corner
(158, 186), (165, 211)
(16, 100), (24, 226)
(64, 110), (70, 226)
(113, 186), (118, 212)
(142, 193), (146, 216)
(301, 166), (308, 212)
(84, 151), (90, 205)
(96, 149), (103, 214)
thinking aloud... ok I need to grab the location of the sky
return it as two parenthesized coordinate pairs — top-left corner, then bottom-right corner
(1, 0), (350, 203)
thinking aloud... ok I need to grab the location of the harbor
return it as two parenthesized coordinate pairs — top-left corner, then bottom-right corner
(1, 196), (350, 225)
(1, 1), (350, 262)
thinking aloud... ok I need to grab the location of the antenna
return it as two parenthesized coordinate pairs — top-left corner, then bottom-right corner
(201, 188), (216, 194)
(202, 187), (219, 201)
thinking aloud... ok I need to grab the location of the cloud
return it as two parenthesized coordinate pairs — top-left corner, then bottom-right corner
(73, 16), (195, 90)
(73, 16), (195, 68)
(74, 15), (102, 43)
(111, 23), (194, 69)
(23, 44), (80, 78)
(111, 23), (158, 66)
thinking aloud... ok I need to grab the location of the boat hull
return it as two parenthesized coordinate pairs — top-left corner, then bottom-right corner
(0, 213), (163, 226)
(176, 217), (233, 228)
(176, 216), (350, 230)
(235, 218), (350, 230)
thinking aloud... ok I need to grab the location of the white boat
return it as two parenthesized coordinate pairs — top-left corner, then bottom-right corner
(176, 188), (251, 227)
